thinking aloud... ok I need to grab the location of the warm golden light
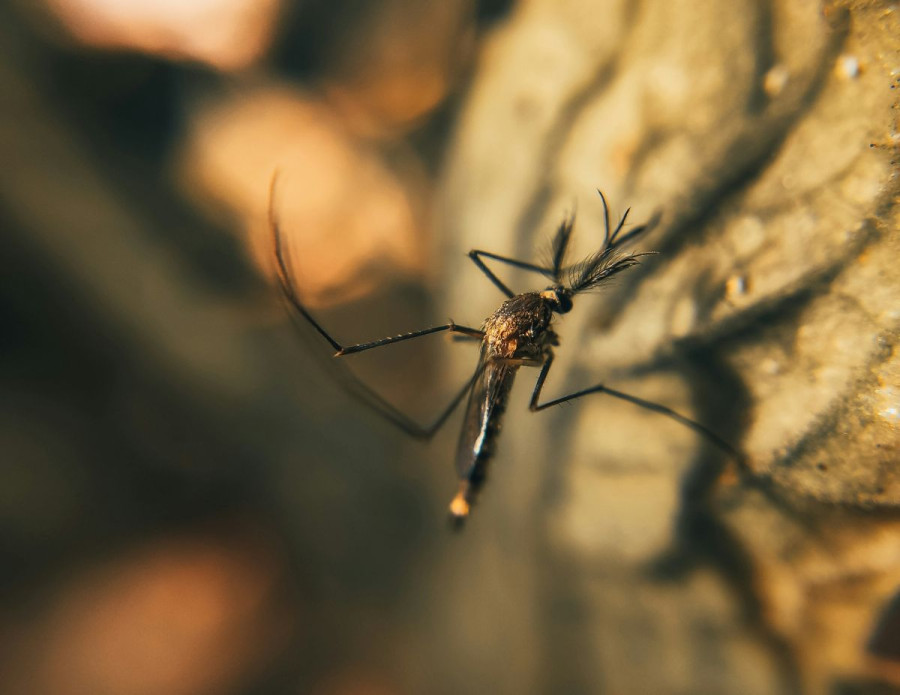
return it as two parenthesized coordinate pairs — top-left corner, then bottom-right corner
(179, 86), (427, 307)
(42, 0), (279, 70)
(6, 530), (290, 695)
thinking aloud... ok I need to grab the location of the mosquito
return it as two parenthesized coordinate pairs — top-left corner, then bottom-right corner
(270, 185), (736, 522)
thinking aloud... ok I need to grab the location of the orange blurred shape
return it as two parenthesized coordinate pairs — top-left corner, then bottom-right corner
(7, 527), (291, 695)
(41, 0), (279, 70)
(323, 0), (476, 134)
(180, 86), (426, 308)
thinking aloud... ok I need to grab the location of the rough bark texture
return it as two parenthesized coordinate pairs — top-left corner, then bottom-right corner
(1, 0), (898, 694)
(433, 1), (900, 693)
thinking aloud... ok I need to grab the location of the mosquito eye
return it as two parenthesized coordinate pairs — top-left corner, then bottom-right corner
(556, 294), (573, 314)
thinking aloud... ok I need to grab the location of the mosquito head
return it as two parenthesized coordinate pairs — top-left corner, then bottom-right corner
(540, 286), (573, 314)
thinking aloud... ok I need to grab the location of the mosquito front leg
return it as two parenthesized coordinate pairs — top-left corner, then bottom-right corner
(270, 177), (486, 439)
(468, 250), (554, 298)
(336, 323), (484, 356)
(271, 198), (484, 355)
(528, 353), (739, 459)
(271, 217), (343, 352)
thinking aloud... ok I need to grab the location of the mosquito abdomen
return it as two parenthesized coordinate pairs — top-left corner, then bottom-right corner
(451, 360), (517, 519)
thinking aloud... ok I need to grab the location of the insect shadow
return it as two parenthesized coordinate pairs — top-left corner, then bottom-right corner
(270, 181), (738, 524)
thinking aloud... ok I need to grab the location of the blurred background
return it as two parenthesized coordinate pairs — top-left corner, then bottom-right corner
(1, 0), (899, 694)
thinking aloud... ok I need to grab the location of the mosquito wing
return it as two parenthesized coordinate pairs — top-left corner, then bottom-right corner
(454, 347), (517, 484)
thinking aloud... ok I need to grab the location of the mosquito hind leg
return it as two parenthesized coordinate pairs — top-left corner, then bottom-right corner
(324, 355), (485, 440)
(528, 354), (739, 459)
(399, 361), (485, 439)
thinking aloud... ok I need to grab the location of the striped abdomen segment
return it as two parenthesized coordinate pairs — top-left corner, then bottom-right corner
(450, 354), (517, 518)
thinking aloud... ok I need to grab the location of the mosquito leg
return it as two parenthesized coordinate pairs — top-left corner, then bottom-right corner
(269, 176), (484, 439)
(336, 323), (485, 356)
(468, 250), (554, 298)
(527, 353), (556, 410)
(400, 360), (486, 439)
(271, 206), (343, 352)
(469, 250), (553, 276)
(528, 353), (739, 459)
(271, 197), (484, 356)
(450, 333), (486, 343)
(326, 356), (485, 440)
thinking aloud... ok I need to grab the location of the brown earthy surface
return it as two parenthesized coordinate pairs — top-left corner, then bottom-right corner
(438, 2), (900, 693)
(0, 1), (897, 694)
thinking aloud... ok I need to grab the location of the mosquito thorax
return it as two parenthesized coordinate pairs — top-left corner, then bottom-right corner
(540, 288), (573, 314)
(483, 292), (555, 359)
